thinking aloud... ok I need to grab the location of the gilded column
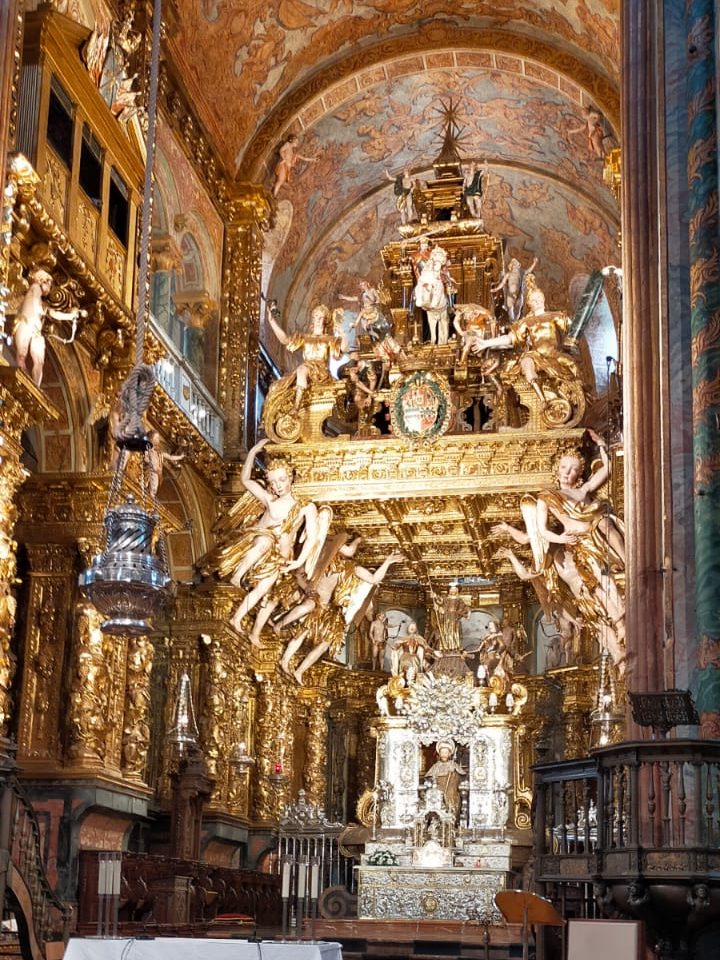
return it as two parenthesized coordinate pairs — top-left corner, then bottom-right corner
(686, 0), (720, 735)
(198, 638), (230, 807)
(219, 185), (270, 461)
(253, 678), (292, 821)
(0, 449), (24, 739)
(227, 672), (252, 817)
(121, 636), (154, 782)
(15, 543), (76, 770)
(303, 694), (328, 807)
(65, 602), (126, 774)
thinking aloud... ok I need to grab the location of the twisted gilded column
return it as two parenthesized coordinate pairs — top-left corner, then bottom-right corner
(219, 185), (270, 460)
(253, 678), (292, 821)
(303, 695), (328, 807)
(121, 636), (154, 781)
(686, 1), (720, 734)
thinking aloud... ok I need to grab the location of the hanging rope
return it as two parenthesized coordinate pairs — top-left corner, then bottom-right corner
(118, 0), (163, 439)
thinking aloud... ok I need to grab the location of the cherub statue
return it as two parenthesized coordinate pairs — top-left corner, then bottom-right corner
(12, 269), (87, 385)
(214, 439), (321, 643)
(278, 540), (403, 684)
(492, 431), (625, 669)
(265, 304), (347, 413)
(491, 256), (537, 323)
(146, 430), (184, 499)
(273, 133), (318, 197)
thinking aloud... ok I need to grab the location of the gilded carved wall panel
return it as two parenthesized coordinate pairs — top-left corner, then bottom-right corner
(16, 543), (76, 767)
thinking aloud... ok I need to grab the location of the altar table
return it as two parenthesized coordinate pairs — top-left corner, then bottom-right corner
(64, 938), (343, 960)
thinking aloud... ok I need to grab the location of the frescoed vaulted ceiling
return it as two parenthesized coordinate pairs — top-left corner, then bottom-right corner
(167, 0), (621, 362)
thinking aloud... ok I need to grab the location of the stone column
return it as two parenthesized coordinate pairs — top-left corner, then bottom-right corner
(219, 185), (270, 461)
(685, 1), (720, 735)
(621, 2), (670, 711)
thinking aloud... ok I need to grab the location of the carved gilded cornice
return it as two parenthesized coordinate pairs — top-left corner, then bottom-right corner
(15, 471), (184, 545)
(274, 432), (583, 501)
(0, 364), (60, 430)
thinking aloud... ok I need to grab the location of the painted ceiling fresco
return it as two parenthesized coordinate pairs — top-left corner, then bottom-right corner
(260, 65), (619, 336)
(170, 0), (620, 174)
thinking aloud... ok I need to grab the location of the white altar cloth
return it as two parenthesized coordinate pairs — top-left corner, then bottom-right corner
(65, 939), (342, 960)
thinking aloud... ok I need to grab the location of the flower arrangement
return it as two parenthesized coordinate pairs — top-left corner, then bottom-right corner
(366, 848), (399, 866)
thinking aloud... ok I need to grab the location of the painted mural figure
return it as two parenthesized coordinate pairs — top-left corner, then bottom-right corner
(217, 439), (320, 641)
(385, 167), (416, 225)
(13, 269), (87, 385)
(272, 133), (318, 197)
(568, 105), (607, 159)
(265, 304), (347, 411)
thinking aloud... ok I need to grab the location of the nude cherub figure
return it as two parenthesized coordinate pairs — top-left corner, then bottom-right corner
(147, 430), (184, 499)
(13, 269), (87, 385)
(568, 105), (607, 159)
(273, 133), (318, 197)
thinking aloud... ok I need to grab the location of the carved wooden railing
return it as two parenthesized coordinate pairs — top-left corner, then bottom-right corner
(533, 741), (720, 953)
(534, 740), (720, 884)
(77, 851), (282, 935)
(0, 773), (71, 959)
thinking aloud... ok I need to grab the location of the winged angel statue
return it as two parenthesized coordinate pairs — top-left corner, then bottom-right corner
(208, 440), (402, 668)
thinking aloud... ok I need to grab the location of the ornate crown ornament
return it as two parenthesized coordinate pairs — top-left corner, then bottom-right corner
(400, 673), (484, 744)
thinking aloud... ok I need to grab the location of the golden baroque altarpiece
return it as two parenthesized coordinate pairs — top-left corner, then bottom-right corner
(0, 3), (624, 925)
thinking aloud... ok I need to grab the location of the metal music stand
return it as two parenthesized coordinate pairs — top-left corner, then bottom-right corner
(495, 890), (564, 960)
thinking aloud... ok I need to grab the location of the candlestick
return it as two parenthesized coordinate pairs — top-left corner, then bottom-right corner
(281, 859), (291, 899)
